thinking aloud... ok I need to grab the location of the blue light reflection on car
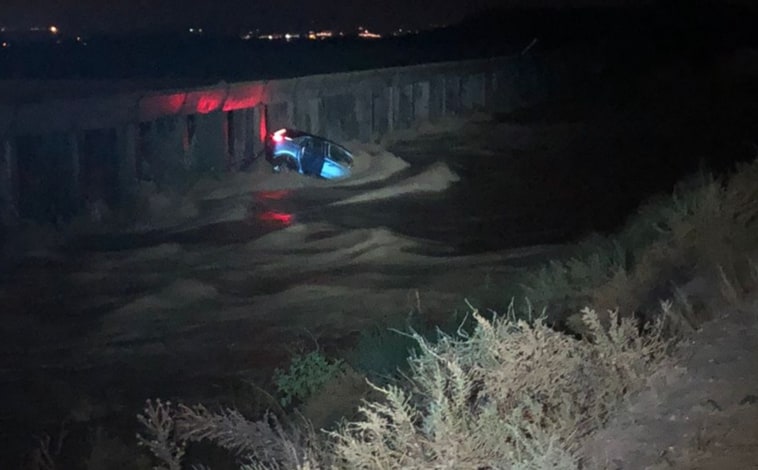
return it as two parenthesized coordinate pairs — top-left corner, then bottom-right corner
(265, 128), (354, 180)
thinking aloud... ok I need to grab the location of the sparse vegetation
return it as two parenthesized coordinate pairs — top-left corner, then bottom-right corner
(131, 158), (758, 469)
(273, 351), (344, 408)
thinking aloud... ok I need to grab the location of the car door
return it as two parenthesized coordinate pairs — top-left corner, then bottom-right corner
(300, 137), (327, 176)
(327, 143), (354, 167)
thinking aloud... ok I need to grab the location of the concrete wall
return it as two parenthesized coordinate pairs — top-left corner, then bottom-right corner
(0, 54), (557, 227)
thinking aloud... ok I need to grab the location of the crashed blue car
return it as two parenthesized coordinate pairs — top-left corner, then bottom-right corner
(265, 128), (354, 180)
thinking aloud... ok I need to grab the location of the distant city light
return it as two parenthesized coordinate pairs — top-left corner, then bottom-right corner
(1, 42), (8, 48)
(248, 27), (388, 42)
(358, 27), (381, 39)
(49, 25), (59, 34)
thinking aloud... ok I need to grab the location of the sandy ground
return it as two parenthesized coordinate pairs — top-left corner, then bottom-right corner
(584, 278), (758, 469)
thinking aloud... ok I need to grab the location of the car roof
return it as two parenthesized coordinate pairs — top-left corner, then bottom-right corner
(282, 128), (352, 153)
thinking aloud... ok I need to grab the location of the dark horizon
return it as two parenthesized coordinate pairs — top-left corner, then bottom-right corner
(2, 0), (508, 35)
(2, 0), (756, 36)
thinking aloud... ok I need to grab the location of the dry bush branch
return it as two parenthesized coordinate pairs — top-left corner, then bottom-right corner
(176, 404), (322, 469)
(137, 399), (186, 470)
(330, 302), (668, 469)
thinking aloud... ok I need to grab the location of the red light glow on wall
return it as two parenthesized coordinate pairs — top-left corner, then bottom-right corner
(139, 93), (186, 119)
(195, 94), (224, 114)
(259, 105), (268, 142)
(223, 84), (265, 111)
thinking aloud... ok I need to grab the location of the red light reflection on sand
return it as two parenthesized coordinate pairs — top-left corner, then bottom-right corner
(258, 211), (294, 225)
(257, 190), (292, 200)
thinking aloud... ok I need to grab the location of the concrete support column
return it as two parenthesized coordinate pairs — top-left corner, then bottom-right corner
(116, 123), (138, 195)
(414, 82), (431, 123)
(222, 113), (232, 170)
(321, 97), (339, 141)
(461, 75), (475, 111)
(386, 85), (397, 134)
(307, 98), (321, 135)
(486, 72), (497, 111)
(370, 92), (386, 139)
(398, 84), (414, 129)
(255, 105), (267, 152)
(248, 106), (264, 158)
(65, 132), (81, 214)
(478, 74), (487, 109)
(440, 76), (447, 117)
(231, 110), (247, 169)
(267, 101), (292, 133)
(444, 76), (462, 115)
(0, 138), (19, 227)
(354, 91), (372, 142)
(191, 111), (226, 173)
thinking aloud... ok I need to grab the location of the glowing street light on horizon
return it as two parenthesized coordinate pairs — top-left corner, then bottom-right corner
(49, 25), (59, 34)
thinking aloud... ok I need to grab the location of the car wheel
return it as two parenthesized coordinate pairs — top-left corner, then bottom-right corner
(271, 156), (289, 173)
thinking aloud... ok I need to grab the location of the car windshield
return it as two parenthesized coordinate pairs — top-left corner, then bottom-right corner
(328, 144), (353, 166)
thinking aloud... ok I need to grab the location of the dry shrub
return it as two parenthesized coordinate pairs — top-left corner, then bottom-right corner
(138, 399), (326, 470)
(330, 302), (667, 469)
(138, 303), (666, 469)
(647, 160), (758, 302)
(539, 159), (758, 327)
(522, 242), (627, 316)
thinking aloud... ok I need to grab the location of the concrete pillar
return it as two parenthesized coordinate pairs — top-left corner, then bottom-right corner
(486, 72), (497, 111)
(267, 102), (292, 133)
(0, 138), (19, 227)
(461, 75), (474, 111)
(386, 85), (397, 134)
(190, 111), (226, 173)
(223, 113), (231, 170)
(142, 116), (187, 185)
(370, 92), (387, 139)
(493, 69), (513, 113)
(259, 105), (268, 147)
(321, 96), (340, 141)
(116, 123), (138, 195)
(307, 98), (321, 135)
(65, 132), (81, 214)
(231, 110), (247, 169)
(414, 82), (431, 123)
(440, 76), (447, 117)
(354, 91), (372, 142)
(477, 74), (487, 109)
(249, 106), (264, 158)
(397, 84), (414, 129)
(444, 76), (462, 115)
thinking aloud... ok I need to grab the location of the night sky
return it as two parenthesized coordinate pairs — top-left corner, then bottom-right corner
(2, 0), (508, 34)
(2, 0), (755, 34)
